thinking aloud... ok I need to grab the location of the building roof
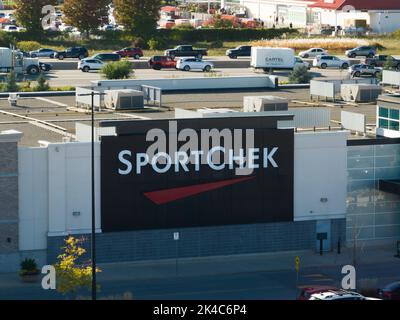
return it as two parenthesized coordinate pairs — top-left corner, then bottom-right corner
(309, 0), (400, 10)
(161, 6), (177, 13)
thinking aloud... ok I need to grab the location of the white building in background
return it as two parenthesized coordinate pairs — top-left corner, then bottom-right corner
(236, 0), (400, 33)
(308, 0), (400, 34)
(236, 0), (312, 27)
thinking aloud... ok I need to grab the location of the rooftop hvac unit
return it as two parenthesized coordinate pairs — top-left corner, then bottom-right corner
(104, 89), (144, 110)
(243, 96), (288, 112)
(340, 84), (382, 103)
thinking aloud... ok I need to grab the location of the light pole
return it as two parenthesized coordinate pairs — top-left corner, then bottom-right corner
(77, 88), (105, 300)
(90, 90), (96, 300)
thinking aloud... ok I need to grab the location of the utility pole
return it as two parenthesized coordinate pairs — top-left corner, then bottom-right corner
(91, 90), (96, 301)
(77, 89), (105, 300)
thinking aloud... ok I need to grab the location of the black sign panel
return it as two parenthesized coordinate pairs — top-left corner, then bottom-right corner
(101, 117), (294, 232)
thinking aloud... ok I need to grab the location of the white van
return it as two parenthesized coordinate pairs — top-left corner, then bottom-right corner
(251, 47), (308, 72)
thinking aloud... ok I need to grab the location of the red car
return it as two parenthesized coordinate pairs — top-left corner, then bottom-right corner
(148, 56), (177, 70)
(114, 47), (143, 59)
(378, 281), (400, 300)
(298, 286), (339, 300)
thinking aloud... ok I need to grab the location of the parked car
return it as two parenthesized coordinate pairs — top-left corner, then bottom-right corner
(165, 45), (208, 59)
(148, 56), (177, 70)
(343, 26), (366, 36)
(346, 46), (376, 58)
(377, 281), (400, 300)
(39, 62), (52, 72)
(320, 26), (341, 36)
(54, 47), (89, 60)
(176, 57), (213, 72)
(295, 57), (310, 69)
(91, 53), (121, 62)
(349, 64), (381, 78)
(298, 286), (339, 300)
(313, 55), (349, 69)
(299, 48), (327, 59)
(78, 59), (105, 72)
(29, 48), (57, 58)
(3, 25), (19, 32)
(309, 290), (380, 300)
(226, 45), (252, 59)
(365, 55), (400, 70)
(114, 47), (143, 59)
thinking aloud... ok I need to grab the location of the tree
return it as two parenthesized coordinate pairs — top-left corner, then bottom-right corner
(114, 0), (162, 39)
(288, 65), (313, 84)
(5, 71), (19, 92)
(34, 73), (50, 91)
(63, 0), (110, 38)
(54, 236), (101, 298)
(15, 0), (57, 34)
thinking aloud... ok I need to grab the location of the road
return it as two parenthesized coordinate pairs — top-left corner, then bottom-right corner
(1, 260), (399, 300)
(41, 67), (350, 87)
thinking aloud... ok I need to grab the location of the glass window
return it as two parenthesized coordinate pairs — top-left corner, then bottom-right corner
(379, 118), (389, 129)
(389, 121), (399, 131)
(379, 107), (388, 118)
(389, 109), (399, 121)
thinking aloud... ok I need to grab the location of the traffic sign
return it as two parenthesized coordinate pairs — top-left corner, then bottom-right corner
(295, 256), (300, 272)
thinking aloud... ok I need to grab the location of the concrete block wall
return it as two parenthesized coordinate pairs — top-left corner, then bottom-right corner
(47, 219), (346, 264)
(0, 136), (20, 254)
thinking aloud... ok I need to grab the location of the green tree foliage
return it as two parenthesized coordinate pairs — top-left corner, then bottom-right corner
(15, 0), (57, 34)
(63, 0), (110, 37)
(101, 60), (133, 79)
(34, 73), (50, 91)
(54, 236), (101, 297)
(383, 56), (395, 70)
(5, 71), (19, 92)
(114, 0), (162, 39)
(288, 65), (313, 84)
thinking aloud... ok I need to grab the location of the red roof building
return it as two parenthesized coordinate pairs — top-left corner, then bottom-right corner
(309, 0), (400, 11)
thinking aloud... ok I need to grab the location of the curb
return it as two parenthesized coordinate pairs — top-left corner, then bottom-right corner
(0, 91), (75, 98)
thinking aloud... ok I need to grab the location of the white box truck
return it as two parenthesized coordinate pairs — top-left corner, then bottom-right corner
(0, 47), (40, 75)
(251, 47), (308, 72)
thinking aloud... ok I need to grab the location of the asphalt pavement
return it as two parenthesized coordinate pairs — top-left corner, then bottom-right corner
(38, 67), (349, 87)
(1, 244), (399, 300)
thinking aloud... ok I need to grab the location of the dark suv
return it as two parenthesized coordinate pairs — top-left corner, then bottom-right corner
(226, 45), (252, 59)
(345, 46), (376, 58)
(55, 47), (89, 60)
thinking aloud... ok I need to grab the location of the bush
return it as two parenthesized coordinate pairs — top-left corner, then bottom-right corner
(209, 40), (223, 48)
(172, 24), (194, 30)
(0, 31), (15, 47)
(148, 38), (166, 50)
(101, 60), (133, 79)
(392, 29), (400, 38)
(34, 74), (50, 91)
(17, 41), (41, 52)
(20, 258), (39, 276)
(133, 37), (146, 49)
(288, 65), (313, 84)
(157, 28), (297, 43)
(5, 71), (19, 92)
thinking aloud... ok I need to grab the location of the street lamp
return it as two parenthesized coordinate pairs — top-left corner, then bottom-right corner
(77, 88), (105, 300)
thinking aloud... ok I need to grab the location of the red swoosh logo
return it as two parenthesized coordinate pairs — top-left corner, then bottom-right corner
(144, 176), (255, 205)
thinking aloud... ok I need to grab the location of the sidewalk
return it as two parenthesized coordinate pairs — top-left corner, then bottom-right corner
(95, 243), (399, 282)
(0, 244), (398, 288)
